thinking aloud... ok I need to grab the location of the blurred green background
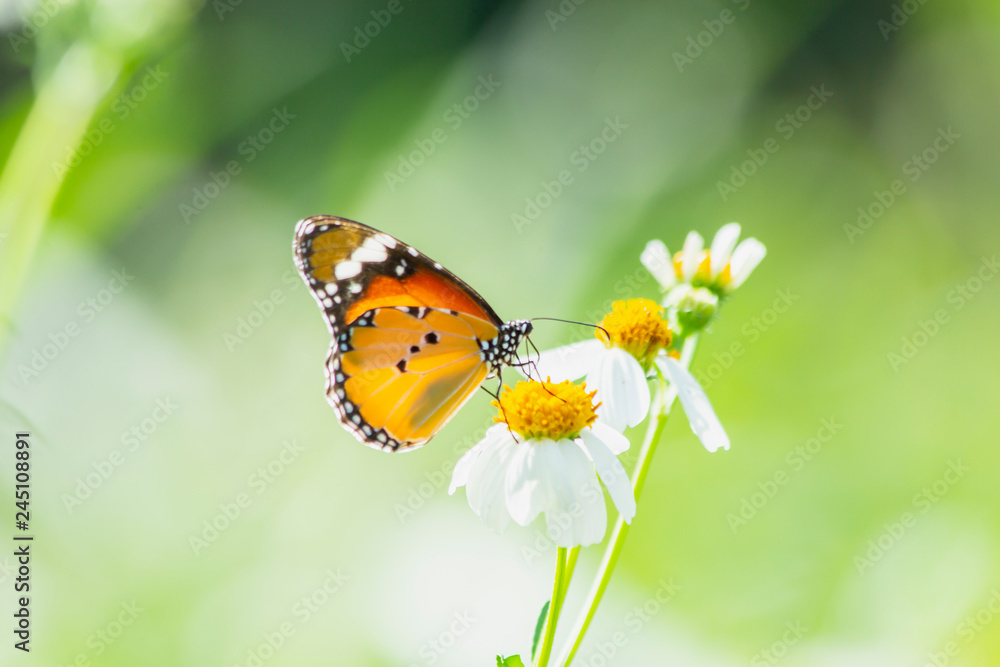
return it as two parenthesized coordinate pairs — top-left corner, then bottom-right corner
(1, 0), (999, 664)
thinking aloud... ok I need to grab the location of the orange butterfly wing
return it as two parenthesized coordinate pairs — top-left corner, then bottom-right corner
(293, 216), (524, 452)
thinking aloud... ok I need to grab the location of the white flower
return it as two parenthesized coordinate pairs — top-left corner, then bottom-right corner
(532, 299), (729, 453)
(449, 381), (635, 548)
(643, 223), (766, 296)
(533, 299), (668, 432)
(534, 339), (649, 432)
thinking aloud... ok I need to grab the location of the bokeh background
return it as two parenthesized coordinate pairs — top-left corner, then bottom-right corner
(1, 0), (999, 664)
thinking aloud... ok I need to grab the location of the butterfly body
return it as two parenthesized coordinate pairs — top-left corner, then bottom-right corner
(293, 216), (531, 452)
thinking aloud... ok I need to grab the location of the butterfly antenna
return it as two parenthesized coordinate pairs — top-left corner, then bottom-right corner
(530, 317), (611, 343)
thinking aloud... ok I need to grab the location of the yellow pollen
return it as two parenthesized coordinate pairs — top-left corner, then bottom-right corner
(493, 380), (599, 440)
(595, 299), (673, 368)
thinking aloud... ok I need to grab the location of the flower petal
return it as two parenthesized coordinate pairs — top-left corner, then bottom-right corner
(463, 425), (517, 532)
(728, 237), (766, 289)
(546, 440), (606, 547)
(578, 429), (636, 524)
(681, 231), (704, 282)
(532, 339), (605, 382)
(640, 239), (677, 291)
(505, 438), (557, 526)
(586, 348), (650, 431)
(449, 433), (491, 494)
(587, 421), (630, 455)
(710, 223), (741, 277)
(657, 357), (730, 452)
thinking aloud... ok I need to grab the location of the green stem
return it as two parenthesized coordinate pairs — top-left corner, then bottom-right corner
(0, 43), (122, 360)
(535, 546), (568, 667)
(556, 336), (700, 666)
(554, 546), (579, 620)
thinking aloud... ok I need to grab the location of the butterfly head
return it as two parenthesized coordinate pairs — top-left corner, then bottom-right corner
(484, 319), (533, 376)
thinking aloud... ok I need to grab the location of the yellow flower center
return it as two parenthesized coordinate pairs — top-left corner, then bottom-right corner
(493, 380), (599, 441)
(595, 299), (672, 369)
(673, 251), (733, 291)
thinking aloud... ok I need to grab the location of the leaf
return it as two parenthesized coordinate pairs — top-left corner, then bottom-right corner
(496, 655), (526, 667)
(531, 599), (551, 661)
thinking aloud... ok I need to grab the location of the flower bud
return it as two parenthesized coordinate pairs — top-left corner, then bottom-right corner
(673, 285), (718, 333)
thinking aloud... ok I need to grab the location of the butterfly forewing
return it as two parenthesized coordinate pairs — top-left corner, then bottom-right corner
(293, 216), (516, 452)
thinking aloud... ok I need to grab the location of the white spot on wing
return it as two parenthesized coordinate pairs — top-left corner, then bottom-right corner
(352, 246), (388, 263)
(374, 233), (397, 249)
(336, 261), (362, 279)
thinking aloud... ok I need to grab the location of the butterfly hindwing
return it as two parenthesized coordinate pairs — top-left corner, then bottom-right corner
(328, 306), (496, 451)
(293, 216), (524, 452)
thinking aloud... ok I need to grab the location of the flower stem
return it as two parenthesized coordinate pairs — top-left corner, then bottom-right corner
(554, 546), (579, 619)
(535, 546), (569, 667)
(556, 336), (699, 666)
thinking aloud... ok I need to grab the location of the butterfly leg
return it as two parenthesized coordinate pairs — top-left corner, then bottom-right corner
(485, 369), (523, 442)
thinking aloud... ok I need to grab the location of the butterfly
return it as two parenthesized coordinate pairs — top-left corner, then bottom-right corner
(293, 215), (533, 452)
